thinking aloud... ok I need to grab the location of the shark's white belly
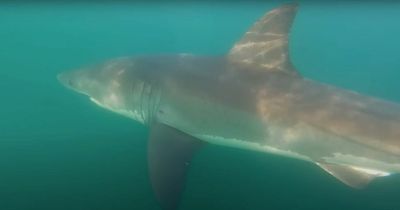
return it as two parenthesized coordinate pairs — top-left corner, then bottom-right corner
(194, 132), (399, 178)
(194, 133), (312, 162)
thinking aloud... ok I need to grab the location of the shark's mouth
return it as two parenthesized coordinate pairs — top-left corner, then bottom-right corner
(90, 97), (144, 123)
(90, 97), (103, 107)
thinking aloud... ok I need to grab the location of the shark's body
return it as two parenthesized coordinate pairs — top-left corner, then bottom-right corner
(58, 3), (400, 210)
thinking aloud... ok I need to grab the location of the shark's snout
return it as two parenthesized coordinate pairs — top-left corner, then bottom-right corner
(57, 72), (74, 89)
(57, 70), (97, 96)
(57, 72), (66, 84)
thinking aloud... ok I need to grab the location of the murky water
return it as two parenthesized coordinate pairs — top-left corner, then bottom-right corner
(1, 1), (400, 209)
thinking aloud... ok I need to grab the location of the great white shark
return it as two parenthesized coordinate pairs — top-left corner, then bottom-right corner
(58, 3), (400, 210)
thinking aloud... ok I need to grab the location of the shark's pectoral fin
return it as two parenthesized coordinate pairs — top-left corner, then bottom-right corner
(148, 122), (203, 210)
(228, 3), (299, 75)
(317, 163), (386, 189)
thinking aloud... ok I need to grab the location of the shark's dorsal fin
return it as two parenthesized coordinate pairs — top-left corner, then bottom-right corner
(317, 163), (388, 189)
(228, 3), (298, 75)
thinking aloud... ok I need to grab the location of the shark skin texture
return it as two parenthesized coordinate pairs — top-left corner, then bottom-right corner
(58, 3), (400, 210)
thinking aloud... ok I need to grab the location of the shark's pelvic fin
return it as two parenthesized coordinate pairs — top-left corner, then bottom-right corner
(228, 3), (298, 75)
(148, 122), (203, 210)
(317, 163), (384, 189)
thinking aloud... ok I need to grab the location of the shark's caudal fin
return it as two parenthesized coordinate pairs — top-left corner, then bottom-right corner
(148, 123), (203, 210)
(228, 3), (299, 75)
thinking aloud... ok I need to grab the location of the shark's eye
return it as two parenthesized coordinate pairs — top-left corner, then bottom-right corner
(68, 79), (74, 86)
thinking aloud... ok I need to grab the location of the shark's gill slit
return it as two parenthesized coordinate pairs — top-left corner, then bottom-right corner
(146, 82), (153, 124)
(148, 80), (161, 125)
(150, 80), (161, 125)
(139, 80), (156, 125)
(130, 81), (138, 119)
(139, 81), (146, 123)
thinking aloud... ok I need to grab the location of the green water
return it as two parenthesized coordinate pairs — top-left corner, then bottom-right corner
(1, 1), (400, 209)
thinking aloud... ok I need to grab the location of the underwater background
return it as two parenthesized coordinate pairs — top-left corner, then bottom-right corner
(1, 1), (400, 209)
